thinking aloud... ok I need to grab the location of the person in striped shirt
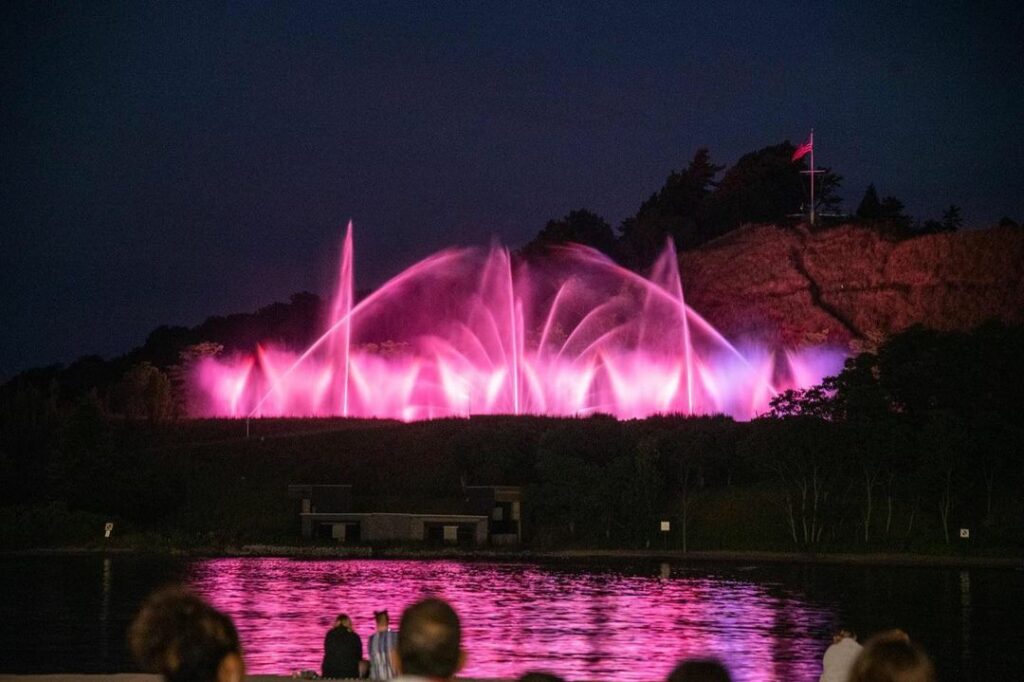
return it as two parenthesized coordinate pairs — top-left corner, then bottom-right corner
(368, 609), (399, 679)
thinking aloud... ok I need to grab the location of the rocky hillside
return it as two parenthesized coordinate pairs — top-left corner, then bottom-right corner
(679, 224), (1024, 351)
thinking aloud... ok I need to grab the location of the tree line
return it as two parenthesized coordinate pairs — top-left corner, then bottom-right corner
(522, 141), (1022, 269)
(4, 137), (1020, 415)
(1, 323), (1020, 554)
(0, 292), (326, 420)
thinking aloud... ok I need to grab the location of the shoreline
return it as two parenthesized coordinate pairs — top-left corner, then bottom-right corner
(0, 673), (510, 681)
(0, 677), (294, 682)
(3, 545), (1022, 569)
(0, 677), (353, 682)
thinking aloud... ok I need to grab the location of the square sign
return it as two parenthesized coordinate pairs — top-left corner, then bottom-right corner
(959, 528), (970, 539)
(660, 521), (671, 532)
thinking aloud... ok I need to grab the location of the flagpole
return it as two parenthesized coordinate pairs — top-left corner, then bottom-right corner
(809, 129), (815, 227)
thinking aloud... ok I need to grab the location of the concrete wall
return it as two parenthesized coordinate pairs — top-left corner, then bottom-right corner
(302, 513), (488, 545)
(363, 514), (422, 542)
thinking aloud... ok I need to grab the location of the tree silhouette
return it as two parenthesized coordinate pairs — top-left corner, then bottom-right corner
(857, 184), (911, 231)
(811, 167), (843, 217)
(114, 362), (172, 422)
(520, 209), (618, 259)
(856, 184), (883, 220)
(707, 142), (804, 232)
(879, 196), (911, 230)
(619, 147), (724, 266)
(941, 205), (963, 232)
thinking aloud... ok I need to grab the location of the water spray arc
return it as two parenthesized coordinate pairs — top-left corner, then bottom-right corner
(199, 223), (843, 421)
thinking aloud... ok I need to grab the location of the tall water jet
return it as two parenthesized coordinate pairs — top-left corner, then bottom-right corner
(326, 222), (354, 416)
(196, 224), (844, 420)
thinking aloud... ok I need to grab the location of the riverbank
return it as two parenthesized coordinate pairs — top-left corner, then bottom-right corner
(0, 675), (519, 682)
(4, 544), (1022, 569)
(0, 677), (292, 682)
(5, 672), (506, 681)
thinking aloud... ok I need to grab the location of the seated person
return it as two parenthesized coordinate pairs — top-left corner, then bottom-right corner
(323, 613), (363, 679)
(668, 658), (733, 682)
(369, 609), (399, 679)
(821, 628), (863, 682)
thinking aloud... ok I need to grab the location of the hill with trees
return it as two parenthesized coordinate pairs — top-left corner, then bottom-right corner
(2, 139), (1021, 418)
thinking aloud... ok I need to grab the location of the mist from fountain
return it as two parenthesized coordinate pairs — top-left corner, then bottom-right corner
(196, 223), (843, 420)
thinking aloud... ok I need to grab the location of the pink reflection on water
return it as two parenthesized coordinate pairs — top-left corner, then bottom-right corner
(189, 559), (829, 682)
(195, 224), (844, 421)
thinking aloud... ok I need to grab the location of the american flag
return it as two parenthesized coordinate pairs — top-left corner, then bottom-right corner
(792, 137), (813, 161)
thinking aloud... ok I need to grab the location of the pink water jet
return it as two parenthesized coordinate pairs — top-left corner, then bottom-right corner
(196, 223), (843, 420)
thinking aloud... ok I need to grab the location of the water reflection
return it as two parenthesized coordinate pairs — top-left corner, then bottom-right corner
(960, 570), (971, 680)
(99, 557), (112, 662)
(3, 557), (1022, 679)
(189, 559), (831, 682)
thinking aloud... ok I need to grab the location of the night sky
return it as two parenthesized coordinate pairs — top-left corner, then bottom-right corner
(2, 2), (1022, 378)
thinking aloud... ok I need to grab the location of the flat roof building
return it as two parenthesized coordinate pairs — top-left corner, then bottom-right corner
(287, 483), (522, 546)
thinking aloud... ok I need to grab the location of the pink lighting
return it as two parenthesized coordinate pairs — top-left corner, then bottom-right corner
(190, 558), (830, 681)
(196, 223), (843, 420)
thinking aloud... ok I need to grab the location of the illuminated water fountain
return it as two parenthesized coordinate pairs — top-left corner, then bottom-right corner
(197, 223), (842, 420)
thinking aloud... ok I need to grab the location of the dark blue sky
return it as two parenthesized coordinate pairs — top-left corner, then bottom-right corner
(2, 1), (1022, 377)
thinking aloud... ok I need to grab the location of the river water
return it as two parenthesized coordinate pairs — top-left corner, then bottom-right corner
(1, 556), (1021, 681)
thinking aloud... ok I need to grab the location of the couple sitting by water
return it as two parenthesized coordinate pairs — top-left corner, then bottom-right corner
(129, 589), (464, 682)
(129, 588), (936, 682)
(322, 609), (398, 679)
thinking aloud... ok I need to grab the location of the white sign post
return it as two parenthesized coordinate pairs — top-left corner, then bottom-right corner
(104, 522), (114, 539)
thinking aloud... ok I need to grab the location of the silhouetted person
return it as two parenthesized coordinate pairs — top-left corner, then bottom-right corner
(369, 609), (398, 679)
(518, 673), (566, 682)
(394, 598), (465, 682)
(848, 633), (935, 682)
(323, 613), (363, 679)
(821, 629), (863, 682)
(667, 658), (733, 682)
(868, 629), (911, 644)
(128, 587), (244, 682)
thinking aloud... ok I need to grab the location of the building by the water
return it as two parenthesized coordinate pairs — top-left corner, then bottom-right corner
(287, 483), (522, 546)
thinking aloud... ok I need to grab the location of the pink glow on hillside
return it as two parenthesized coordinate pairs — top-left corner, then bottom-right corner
(195, 223), (843, 420)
